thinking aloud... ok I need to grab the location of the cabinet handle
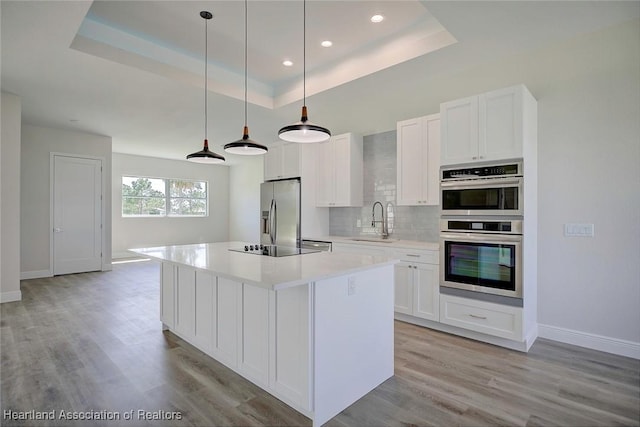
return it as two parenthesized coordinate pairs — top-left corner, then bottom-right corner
(406, 254), (420, 258)
(472, 156), (477, 160)
(469, 314), (487, 320)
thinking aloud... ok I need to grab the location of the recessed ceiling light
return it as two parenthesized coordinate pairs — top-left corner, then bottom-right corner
(370, 14), (384, 23)
(321, 40), (333, 48)
(283, 60), (293, 67)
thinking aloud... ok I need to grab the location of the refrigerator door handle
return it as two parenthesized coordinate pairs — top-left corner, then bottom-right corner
(269, 199), (276, 245)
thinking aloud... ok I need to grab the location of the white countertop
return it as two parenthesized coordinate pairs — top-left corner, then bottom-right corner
(305, 236), (439, 251)
(130, 241), (398, 291)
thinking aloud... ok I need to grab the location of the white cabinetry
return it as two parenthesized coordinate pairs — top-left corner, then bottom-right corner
(160, 262), (175, 329)
(240, 284), (270, 385)
(440, 294), (523, 341)
(316, 133), (363, 207)
(214, 277), (241, 368)
(440, 84), (535, 165)
(194, 270), (214, 352)
(175, 266), (196, 337)
(390, 249), (439, 321)
(264, 141), (300, 181)
(159, 263), (312, 413)
(396, 114), (440, 206)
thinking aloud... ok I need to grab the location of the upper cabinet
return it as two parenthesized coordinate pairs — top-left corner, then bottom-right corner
(264, 141), (300, 181)
(396, 113), (440, 206)
(316, 133), (363, 207)
(440, 84), (536, 166)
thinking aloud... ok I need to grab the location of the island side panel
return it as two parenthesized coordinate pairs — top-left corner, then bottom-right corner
(312, 264), (395, 427)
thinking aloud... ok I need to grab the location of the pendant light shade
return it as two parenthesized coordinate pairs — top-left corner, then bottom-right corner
(278, 0), (331, 143)
(187, 11), (225, 164)
(187, 139), (225, 163)
(224, 0), (267, 155)
(278, 106), (331, 143)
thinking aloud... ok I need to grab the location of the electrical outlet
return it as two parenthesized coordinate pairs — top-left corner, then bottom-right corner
(348, 276), (356, 296)
(564, 223), (595, 237)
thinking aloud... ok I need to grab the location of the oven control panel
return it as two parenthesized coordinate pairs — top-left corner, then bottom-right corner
(440, 219), (523, 235)
(441, 161), (522, 181)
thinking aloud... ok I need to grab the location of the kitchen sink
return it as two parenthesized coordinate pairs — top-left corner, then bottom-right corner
(350, 238), (398, 243)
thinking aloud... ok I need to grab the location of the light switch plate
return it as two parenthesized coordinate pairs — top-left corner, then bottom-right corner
(564, 223), (594, 237)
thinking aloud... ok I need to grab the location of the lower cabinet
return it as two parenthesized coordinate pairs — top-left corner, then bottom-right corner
(391, 249), (439, 322)
(213, 277), (240, 368)
(160, 263), (311, 412)
(239, 284), (269, 385)
(439, 293), (523, 341)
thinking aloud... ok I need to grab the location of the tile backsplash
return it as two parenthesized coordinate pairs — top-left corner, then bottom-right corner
(329, 130), (440, 242)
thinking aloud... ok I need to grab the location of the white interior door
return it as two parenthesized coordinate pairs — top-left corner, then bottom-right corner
(53, 155), (102, 275)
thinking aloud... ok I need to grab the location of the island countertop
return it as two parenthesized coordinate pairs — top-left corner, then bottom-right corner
(130, 241), (398, 291)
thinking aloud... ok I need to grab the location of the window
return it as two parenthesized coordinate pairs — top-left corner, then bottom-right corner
(122, 176), (208, 217)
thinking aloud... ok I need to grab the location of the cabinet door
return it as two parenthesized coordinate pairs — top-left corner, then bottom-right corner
(424, 115), (441, 205)
(396, 118), (425, 205)
(281, 143), (301, 179)
(479, 86), (523, 162)
(175, 266), (196, 338)
(270, 285), (310, 410)
(413, 263), (439, 321)
(264, 143), (282, 181)
(315, 140), (334, 206)
(214, 277), (241, 368)
(394, 263), (413, 315)
(440, 96), (479, 165)
(160, 263), (175, 328)
(239, 284), (270, 386)
(332, 134), (352, 206)
(194, 270), (215, 352)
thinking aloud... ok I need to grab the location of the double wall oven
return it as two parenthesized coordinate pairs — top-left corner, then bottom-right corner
(440, 161), (524, 300)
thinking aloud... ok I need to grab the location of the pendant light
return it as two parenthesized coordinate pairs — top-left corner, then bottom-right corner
(224, 0), (268, 155)
(278, 0), (331, 143)
(187, 11), (225, 164)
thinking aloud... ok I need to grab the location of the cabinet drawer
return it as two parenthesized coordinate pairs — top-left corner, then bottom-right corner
(389, 249), (437, 265)
(439, 294), (522, 341)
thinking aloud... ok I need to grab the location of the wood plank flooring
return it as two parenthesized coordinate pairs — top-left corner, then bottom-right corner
(1, 260), (638, 426)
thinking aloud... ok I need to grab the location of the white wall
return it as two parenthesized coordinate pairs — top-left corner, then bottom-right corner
(21, 125), (112, 277)
(112, 153), (230, 257)
(1, 92), (22, 302)
(228, 155), (262, 242)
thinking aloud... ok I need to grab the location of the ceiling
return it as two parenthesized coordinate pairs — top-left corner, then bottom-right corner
(2, 1), (638, 164)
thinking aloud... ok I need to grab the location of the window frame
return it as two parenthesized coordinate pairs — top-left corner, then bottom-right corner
(121, 175), (209, 218)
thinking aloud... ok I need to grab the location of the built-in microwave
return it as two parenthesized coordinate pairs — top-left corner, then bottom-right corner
(440, 161), (523, 216)
(440, 219), (523, 299)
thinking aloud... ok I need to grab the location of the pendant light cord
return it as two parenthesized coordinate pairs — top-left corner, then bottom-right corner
(244, 0), (248, 127)
(303, 0), (306, 105)
(204, 16), (208, 140)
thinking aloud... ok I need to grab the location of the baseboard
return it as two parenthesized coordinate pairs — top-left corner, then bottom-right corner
(112, 251), (136, 259)
(539, 324), (640, 360)
(1, 290), (22, 303)
(20, 269), (52, 280)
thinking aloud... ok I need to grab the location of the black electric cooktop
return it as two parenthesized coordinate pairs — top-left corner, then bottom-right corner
(229, 244), (320, 257)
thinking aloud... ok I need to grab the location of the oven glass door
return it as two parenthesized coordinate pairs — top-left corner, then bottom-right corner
(441, 233), (522, 298)
(441, 178), (522, 215)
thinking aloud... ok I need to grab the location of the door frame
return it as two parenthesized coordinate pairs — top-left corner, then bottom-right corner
(49, 152), (106, 276)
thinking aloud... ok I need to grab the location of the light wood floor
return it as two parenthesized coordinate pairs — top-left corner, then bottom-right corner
(1, 261), (638, 427)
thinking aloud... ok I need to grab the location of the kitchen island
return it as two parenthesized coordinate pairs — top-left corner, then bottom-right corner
(130, 242), (397, 427)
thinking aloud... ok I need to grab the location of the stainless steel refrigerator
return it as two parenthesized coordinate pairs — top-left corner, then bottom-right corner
(260, 178), (301, 247)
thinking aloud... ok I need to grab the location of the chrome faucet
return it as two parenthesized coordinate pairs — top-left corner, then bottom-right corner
(372, 201), (389, 239)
